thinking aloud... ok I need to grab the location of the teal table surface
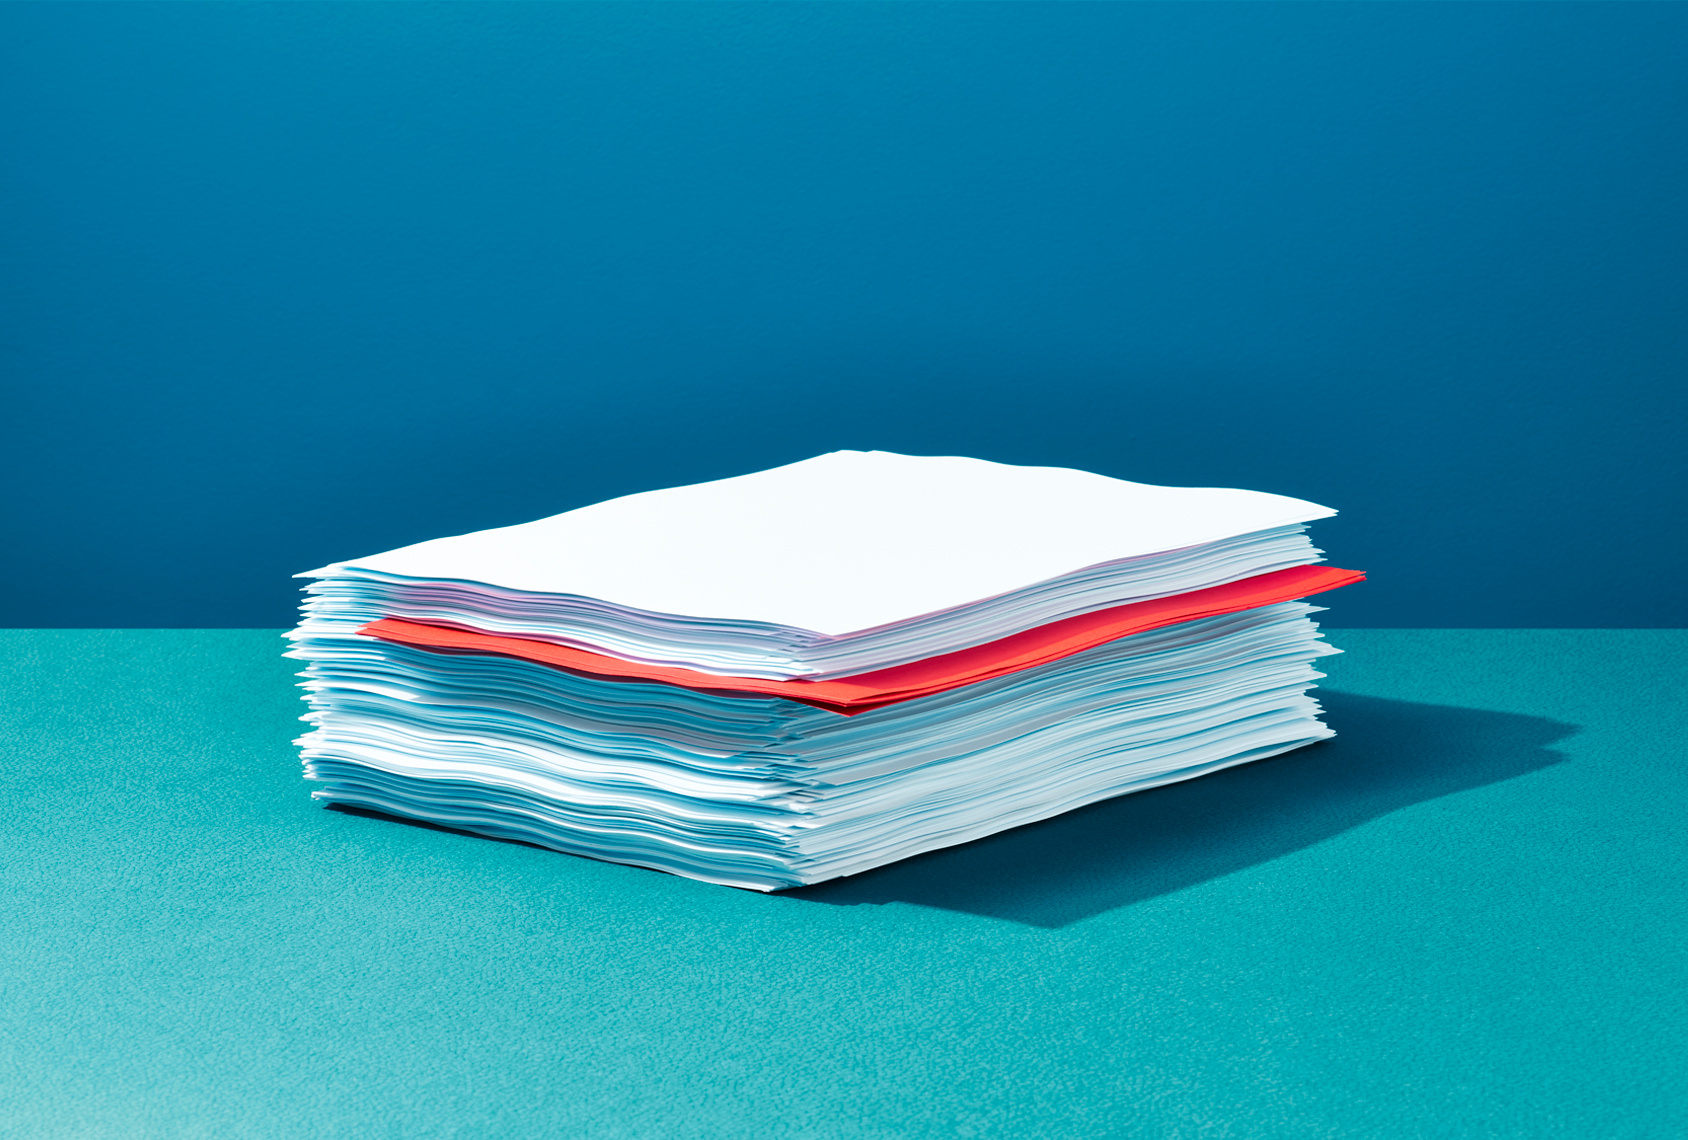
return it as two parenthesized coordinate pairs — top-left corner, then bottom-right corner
(3, 630), (1684, 1140)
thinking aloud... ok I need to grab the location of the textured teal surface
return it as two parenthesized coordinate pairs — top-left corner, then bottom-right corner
(3, 630), (1684, 1139)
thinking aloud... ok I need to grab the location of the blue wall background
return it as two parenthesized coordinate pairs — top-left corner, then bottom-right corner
(3, 2), (1683, 629)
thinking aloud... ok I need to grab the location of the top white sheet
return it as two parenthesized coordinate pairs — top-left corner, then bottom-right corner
(306, 451), (1336, 636)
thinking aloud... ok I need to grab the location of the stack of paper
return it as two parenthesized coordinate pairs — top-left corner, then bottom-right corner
(288, 451), (1363, 890)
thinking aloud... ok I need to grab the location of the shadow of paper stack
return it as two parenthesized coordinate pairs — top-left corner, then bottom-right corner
(784, 691), (1575, 927)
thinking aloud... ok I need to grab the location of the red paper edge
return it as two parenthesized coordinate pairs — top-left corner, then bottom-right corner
(356, 565), (1364, 715)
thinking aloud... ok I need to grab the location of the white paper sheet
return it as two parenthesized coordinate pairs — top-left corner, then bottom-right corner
(305, 451), (1335, 637)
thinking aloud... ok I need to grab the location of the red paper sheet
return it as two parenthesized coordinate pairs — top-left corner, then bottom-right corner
(360, 564), (1364, 715)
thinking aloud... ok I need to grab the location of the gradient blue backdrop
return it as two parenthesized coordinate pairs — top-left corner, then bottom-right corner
(3, 1), (1684, 629)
